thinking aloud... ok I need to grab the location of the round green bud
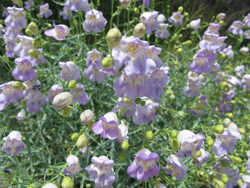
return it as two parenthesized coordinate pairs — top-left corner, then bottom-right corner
(62, 106), (73, 117)
(195, 150), (202, 158)
(231, 156), (242, 164)
(76, 134), (88, 149)
(193, 103), (204, 110)
(225, 65), (232, 71)
(121, 141), (129, 150)
(47, 168), (54, 175)
(133, 23), (146, 38)
(173, 61), (178, 65)
(178, 6), (184, 13)
(229, 163), (234, 168)
(68, 80), (76, 90)
(231, 100), (236, 105)
(140, 101), (146, 106)
(89, 3), (94, 9)
(170, 138), (181, 151)
(170, 95), (175, 100)
(27, 185), (34, 188)
(28, 49), (38, 58)
(172, 176), (177, 181)
(86, 184), (91, 188)
(239, 166), (245, 173)
(146, 130), (154, 140)
(25, 28), (32, 36)
(135, 98), (142, 104)
(171, 130), (178, 138)
(71, 133), (79, 141)
(61, 177), (74, 188)
(218, 54), (226, 60)
(123, 97), (132, 104)
(221, 160), (228, 167)
(211, 177), (225, 188)
(226, 113), (233, 118)
(12, 81), (25, 90)
(239, 128), (246, 134)
(213, 125), (225, 134)
(233, 165), (238, 172)
(134, 7), (139, 14)
(32, 39), (41, 48)
(219, 20), (224, 26)
(221, 174), (229, 184)
(119, 153), (126, 162)
(102, 57), (113, 69)
(176, 48), (182, 54)
(182, 40), (192, 47)
(88, 120), (95, 131)
(106, 28), (122, 49)
(28, 22), (39, 35)
(206, 137), (214, 147)
(184, 12), (189, 17)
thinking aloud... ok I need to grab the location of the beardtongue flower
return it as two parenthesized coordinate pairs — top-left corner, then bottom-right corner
(70, 83), (89, 105)
(245, 13), (250, 27)
(155, 23), (170, 39)
(193, 148), (209, 168)
(146, 45), (163, 68)
(14, 35), (35, 58)
(228, 20), (243, 35)
(16, 109), (26, 121)
(241, 74), (250, 89)
(4, 27), (23, 40)
(244, 29), (250, 39)
(168, 12), (183, 27)
(44, 22), (69, 40)
(140, 11), (159, 34)
(115, 119), (129, 143)
(3, 38), (16, 58)
(82, 10), (107, 33)
(64, 155), (82, 178)
(177, 130), (205, 158)
(64, 0), (85, 11)
(0, 81), (24, 111)
(39, 3), (53, 18)
(142, 0), (150, 7)
(92, 112), (119, 140)
(85, 156), (115, 187)
(24, 0), (35, 10)
(204, 23), (221, 35)
(47, 84), (63, 103)
(157, 14), (166, 23)
(42, 183), (58, 188)
(1, 131), (26, 156)
(4, 6), (26, 30)
(162, 154), (188, 181)
(60, 6), (72, 20)
(127, 149), (159, 181)
(25, 89), (48, 113)
(86, 49), (103, 70)
(190, 18), (201, 31)
(189, 51), (211, 74)
(59, 61), (80, 81)
(12, 58), (36, 81)
(83, 66), (105, 83)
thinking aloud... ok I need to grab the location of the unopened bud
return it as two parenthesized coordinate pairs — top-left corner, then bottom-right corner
(102, 57), (113, 69)
(184, 12), (189, 17)
(176, 48), (182, 54)
(53, 92), (73, 110)
(193, 103), (204, 110)
(80, 109), (94, 125)
(119, 153), (126, 161)
(123, 97), (132, 104)
(119, 0), (131, 8)
(178, 6), (183, 13)
(211, 177), (225, 188)
(206, 137), (214, 146)
(68, 80), (76, 89)
(240, 47), (249, 54)
(28, 49), (38, 58)
(237, 179), (244, 187)
(133, 23), (146, 38)
(221, 174), (229, 184)
(61, 177), (74, 188)
(140, 101), (146, 106)
(171, 130), (178, 138)
(28, 22), (39, 35)
(76, 134), (88, 149)
(213, 125), (225, 134)
(226, 113), (233, 118)
(121, 141), (129, 150)
(11, 0), (21, 4)
(218, 54), (226, 60)
(233, 165), (238, 172)
(146, 130), (154, 140)
(231, 156), (242, 164)
(182, 40), (192, 47)
(195, 150), (202, 158)
(32, 39), (40, 48)
(170, 138), (181, 151)
(62, 106), (73, 117)
(219, 20), (224, 26)
(71, 133), (79, 141)
(106, 28), (122, 49)
(134, 7), (139, 14)
(135, 98), (142, 104)
(221, 160), (228, 167)
(239, 128), (246, 134)
(12, 81), (25, 90)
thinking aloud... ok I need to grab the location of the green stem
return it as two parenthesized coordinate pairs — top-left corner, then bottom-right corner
(110, 0), (115, 28)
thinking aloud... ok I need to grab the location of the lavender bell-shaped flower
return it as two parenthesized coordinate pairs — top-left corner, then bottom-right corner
(60, 6), (72, 20)
(112, 98), (136, 118)
(168, 12), (183, 27)
(70, 83), (89, 105)
(142, 0), (150, 7)
(244, 13), (250, 27)
(115, 119), (129, 143)
(82, 10), (107, 33)
(44, 22), (69, 40)
(16, 109), (26, 121)
(24, 0), (35, 10)
(204, 23), (221, 35)
(190, 18), (201, 31)
(155, 23), (170, 39)
(244, 29), (250, 39)
(162, 154), (188, 181)
(4, 27), (23, 40)
(1, 131), (26, 156)
(64, 155), (82, 178)
(4, 6), (26, 30)
(12, 58), (36, 81)
(59, 61), (80, 81)
(86, 49), (103, 70)
(83, 67), (105, 83)
(127, 148), (160, 181)
(241, 74), (250, 89)
(189, 51), (211, 74)
(140, 11), (159, 34)
(146, 45), (163, 68)
(39, 3), (53, 18)
(26, 89), (47, 113)
(14, 35), (34, 58)
(85, 156), (115, 187)
(92, 112), (119, 140)
(193, 149), (209, 168)
(228, 21), (243, 35)
(47, 84), (63, 103)
(64, 0), (85, 11)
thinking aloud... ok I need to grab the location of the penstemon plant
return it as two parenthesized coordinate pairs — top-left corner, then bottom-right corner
(0, 0), (250, 187)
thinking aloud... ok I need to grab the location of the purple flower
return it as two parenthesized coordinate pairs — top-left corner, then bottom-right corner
(199, 95), (209, 105)
(83, 67), (105, 83)
(64, 155), (82, 178)
(47, 84), (63, 103)
(241, 74), (250, 89)
(132, 99), (159, 125)
(127, 149), (159, 181)
(222, 45), (234, 59)
(14, 35), (34, 58)
(183, 81), (200, 98)
(190, 18), (201, 31)
(24, 0), (35, 10)
(193, 149), (209, 168)
(3, 37), (17, 58)
(156, 14), (166, 23)
(2, 7), (9, 17)
(28, 48), (46, 67)
(4, 27), (23, 40)
(162, 154), (188, 181)
(86, 49), (103, 70)
(189, 51), (211, 73)
(4, 6), (26, 30)
(60, 6), (72, 20)
(39, 3), (53, 18)
(26, 90), (47, 113)
(245, 13), (250, 27)
(92, 112), (119, 140)
(16, 109), (26, 121)
(82, 0), (91, 12)
(70, 83), (89, 105)
(1, 131), (26, 156)
(146, 45), (162, 68)
(177, 130), (205, 158)
(168, 12), (183, 27)
(155, 23), (170, 39)
(82, 10), (107, 33)
(115, 119), (129, 143)
(199, 33), (225, 52)
(85, 156), (115, 187)
(112, 98), (136, 118)
(210, 62), (221, 74)
(140, 11), (159, 34)
(204, 23), (220, 35)
(188, 107), (205, 117)
(12, 58), (36, 81)
(142, 0), (150, 7)
(212, 118), (242, 156)
(44, 22), (69, 41)
(0, 81), (24, 111)
(59, 61), (80, 81)
(228, 21), (243, 35)
(64, 0), (85, 11)
(234, 65), (244, 77)
(214, 102), (232, 114)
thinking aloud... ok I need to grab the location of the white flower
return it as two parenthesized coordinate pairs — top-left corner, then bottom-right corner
(64, 155), (82, 178)
(116, 119), (129, 143)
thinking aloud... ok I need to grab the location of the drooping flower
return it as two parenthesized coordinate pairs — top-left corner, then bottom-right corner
(217, 13), (226, 20)
(70, 83), (89, 105)
(168, 12), (183, 27)
(82, 10), (107, 33)
(24, 0), (35, 10)
(59, 61), (80, 81)
(190, 18), (201, 31)
(64, 155), (82, 178)
(228, 21), (243, 35)
(155, 23), (170, 39)
(1, 131), (26, 156)
(234, 65), (245, 77)
(92, 112), (119, 140)
(199, 33), (226, 52)
(64, 0), (85, 11)
(44, 22), (69, 40)
(47, 84), (63, 103)
(193, 149), (209, 168)
(146, 45), (163, 68)
(140, 11), (159, 34)
(86, 49), (103, 70)
(162, 154), (188, 181)
(85, 156), (115, 187)
(39, 3), (53, 18)
(189, 51), (211, 74)
(12, 58), (36, 81)
(4, 6), (26, 30)
(127, 148), (160, 181)
(222, 45), (234, 59)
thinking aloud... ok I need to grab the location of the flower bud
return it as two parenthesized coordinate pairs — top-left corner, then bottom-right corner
(213, 125), (224, 134)
(218, 54), (226, 60)
(226, 113), (233, 118)
(28, 49), (38, 58)
(140, 101), (146, 106)
(121, 141), (129, 150)
(119, 0), (131, 8)
(135, 98), (142, 104)
(61, 177), (74, 188)
(146, 130), (154, 140)
(76, 134), (88, 149)
(182, 40), (192, 47)
(170, 138), (181, 151)
(231, 156), (242, 164)
(184, 12), (189, 17)
(237, 179), (244, 187)
(240, 47), (249, 54)
(71, 133), (79, 141)
(53, 92), (73, 110)
(170, 95), (175, 100)
(27, 185), (34, 188)
(88, 120), (94, 131)
(62, 106), (73, 117)
(68, 80), (76, 89)
(102, 57), (113, 69)
(32, 39), (41, 48)
(217, 13), (226, 20)
(106, 28), (122, 49)
(171, 130), (178, 138)
(176, 48), (182, 54)
(172, 176), (177, 181)
(193, 103), (204, 110)
(233, 165), (238, 172)
(12, 81), (25, 90)
(134, 7), (139, 14)
(119, 152), (126, 162)
(89, 2), (94, 9)
(211, 177), (225, 188)
(221, 174), (229, 184)
(239, 166), (245, 173)
(133, 23), (146, 38)
(238, 128), (246, 134)
(80, 109), (94, 125)
(219, 20), (224, 26)
(178, 6), (183, 13)
(206, 137), (214, 146)
(195, 150), (202, 157)
(123, 97), (132, 104)
(221, 160), (228, 167)
(28, 22), (39, 35)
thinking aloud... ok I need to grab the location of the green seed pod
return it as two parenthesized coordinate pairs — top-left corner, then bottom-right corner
(25, 28), (32, 36)
(237, 179), (244, 187)
(239, 128), (246, 134)
(102, 57), (113, 69)
(178, 6), (184, 13)
(213, 125), (225, 134)
(219, 20), (224, 26)
(239, 166), (245, 173)
(231, 156), (242, 164)
(211, 177), (225, 188)
(32, 39), (41, 48)
(226, 113), (233, 118)
(121, 141), (129, 150)
(68, 80), (76, 90)
(28, 22), (39, 35)
(146, 130), (154, 140)
(176, 48), (182, 54)
(182, 40), (192, 47)
(89, 3), (94, 9)
(62, 106), (73, 117)
(172, 176), (177, 181)
(170, 95), (175, 100)
(71, 133), (79, 141)
(106, 28), (122, 49)
(233, 165), (238, 172)
(134, 7), (139, 14)
(206, 137), (214, 147)
(61, 177), (74, 188)
(76, 134), (88, 149)
(123, 97), (132, 104)
(221, 174), (229, 184)
(133, 23), (146, 38)
(12, 81), (25, 90)
(173, 61), (178, 65)
(170, 138), (181, 151)
(119, 153), (126, 162)
(28, 49), (38, 58)
(171, 130), (178, 138)
(184, 12), (189, 17)
(218, 54), (226, 60)
(140, 101), (146, 106)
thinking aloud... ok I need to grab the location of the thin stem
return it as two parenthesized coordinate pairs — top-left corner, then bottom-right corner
(110, 0), (115, 29)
